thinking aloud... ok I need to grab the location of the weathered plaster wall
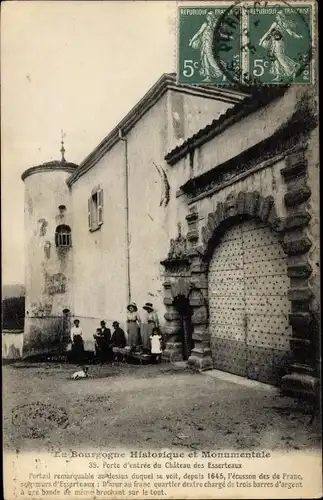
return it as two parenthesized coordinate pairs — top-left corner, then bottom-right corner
(127, 94), (169, 323)
(23, 170), (73, 355)
(167, 90), (237, 153)
(127, 91), (236, 324)
(24, 172), (73, 315)
(173, 87), (303, 181)
(68, 89), (237, 338)
(171, 86), (316, 234)
(71, 140), (128, 346)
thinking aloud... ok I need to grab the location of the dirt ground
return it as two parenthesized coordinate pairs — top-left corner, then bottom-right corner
(3, 361), (321, 452)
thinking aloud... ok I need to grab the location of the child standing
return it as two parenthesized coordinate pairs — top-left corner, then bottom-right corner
(93, 328), (104, 361)
(149, 327), (163, 363)
(141, 303), (159, 353)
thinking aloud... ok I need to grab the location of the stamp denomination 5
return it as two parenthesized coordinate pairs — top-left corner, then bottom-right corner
(178, 5), (242, 85)
(177, 1), (315, 86)
(247, 2), (313, 85)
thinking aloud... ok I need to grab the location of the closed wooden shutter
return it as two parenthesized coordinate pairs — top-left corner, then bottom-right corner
(97, 188), (103, 225)
(88, 198), (92, 230)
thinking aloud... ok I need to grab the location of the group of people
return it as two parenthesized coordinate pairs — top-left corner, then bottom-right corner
(69, 302), (163, 363)
(93, 320), (127, 362)
(127, 302), (161, 352)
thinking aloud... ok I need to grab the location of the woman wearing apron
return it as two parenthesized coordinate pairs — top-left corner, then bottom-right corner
(141, 303), (159, 353)
(126, 302), (141, 351)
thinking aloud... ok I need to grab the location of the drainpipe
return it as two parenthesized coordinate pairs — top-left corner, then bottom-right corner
(118, 129), (131, 304)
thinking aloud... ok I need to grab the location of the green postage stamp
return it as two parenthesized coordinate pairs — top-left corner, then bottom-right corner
(177, 1), (315, 86)
(178, 5), (242, 85)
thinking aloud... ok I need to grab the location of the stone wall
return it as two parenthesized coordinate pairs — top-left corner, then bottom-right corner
(161, 86), (319, 396)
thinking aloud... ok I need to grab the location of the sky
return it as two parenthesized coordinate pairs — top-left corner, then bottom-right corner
(1, 1), (177, 285)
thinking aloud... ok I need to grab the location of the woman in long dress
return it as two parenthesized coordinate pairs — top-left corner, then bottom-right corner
(259, 10), (303, 81)
(189, 11), (222, 82)
(126, 303), (141, 350)
(70, 319), (85, 363)
(141, 303), (159, 353)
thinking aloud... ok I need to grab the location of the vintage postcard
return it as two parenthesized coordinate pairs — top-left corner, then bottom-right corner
(1, 1), (321, 499)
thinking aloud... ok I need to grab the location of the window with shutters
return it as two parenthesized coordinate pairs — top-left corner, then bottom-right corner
(55, 225), (72, 247)
(88, 186), (103, 231)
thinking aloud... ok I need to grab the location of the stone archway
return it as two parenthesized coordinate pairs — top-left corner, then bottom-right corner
(161, 181), (317, 394)
(161, 276), (210, 366)
(202, 185), (316, 388)
(160, 219), (210, 367)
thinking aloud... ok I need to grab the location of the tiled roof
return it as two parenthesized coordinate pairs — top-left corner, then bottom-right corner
(164, 86), (289, 166)
(21, 160), (78, 181)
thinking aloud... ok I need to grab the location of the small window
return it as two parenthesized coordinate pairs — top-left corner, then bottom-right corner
(55, 224), (72, 247)
(88, 186), (103, 231)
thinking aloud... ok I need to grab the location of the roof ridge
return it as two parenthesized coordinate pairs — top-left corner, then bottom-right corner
(67, 73), (247, 186)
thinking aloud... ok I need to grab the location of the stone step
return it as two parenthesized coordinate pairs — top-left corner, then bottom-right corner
(290, 363), (315, 375)
(281, 372), (319, 397)
(290, 337), (311, 346)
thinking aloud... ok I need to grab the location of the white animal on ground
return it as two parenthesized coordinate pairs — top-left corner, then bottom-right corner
(71, 367), (88, 380)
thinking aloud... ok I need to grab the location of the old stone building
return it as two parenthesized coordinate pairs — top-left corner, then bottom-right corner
(22, 74), (319, 396)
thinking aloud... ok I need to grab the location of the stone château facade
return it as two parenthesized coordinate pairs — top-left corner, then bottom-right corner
(22, 74), (320, 397)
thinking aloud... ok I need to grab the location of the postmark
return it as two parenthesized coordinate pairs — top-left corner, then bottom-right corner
(177, 1), (315, 87)
(212, 0), (314, 87)
(177, 5), (242, 85)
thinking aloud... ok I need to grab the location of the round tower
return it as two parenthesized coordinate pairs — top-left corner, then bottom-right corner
(21, 152), (78, 358)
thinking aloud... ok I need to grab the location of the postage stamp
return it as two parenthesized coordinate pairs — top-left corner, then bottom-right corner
(177, 1), (315, 86)
(177, 5), (242, 85)
(247, 3), (314, 85)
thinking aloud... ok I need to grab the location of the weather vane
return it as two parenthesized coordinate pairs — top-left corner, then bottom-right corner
(60, 129), (66, 162)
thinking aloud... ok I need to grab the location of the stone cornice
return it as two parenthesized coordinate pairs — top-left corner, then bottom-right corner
(67, 73), (246, 186)
(179, 108), (313, 203)
(21, 162), (78, 182)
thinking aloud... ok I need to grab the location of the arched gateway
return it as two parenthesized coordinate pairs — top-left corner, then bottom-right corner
(161, 189), (314, 389)
(208, 219), (291, 385)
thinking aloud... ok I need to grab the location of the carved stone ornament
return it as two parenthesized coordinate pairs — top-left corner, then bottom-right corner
(161, 223), (190, 272)
(167, 223), (187, 259)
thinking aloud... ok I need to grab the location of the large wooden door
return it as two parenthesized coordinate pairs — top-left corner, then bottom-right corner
(208, 220), (292, 385)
